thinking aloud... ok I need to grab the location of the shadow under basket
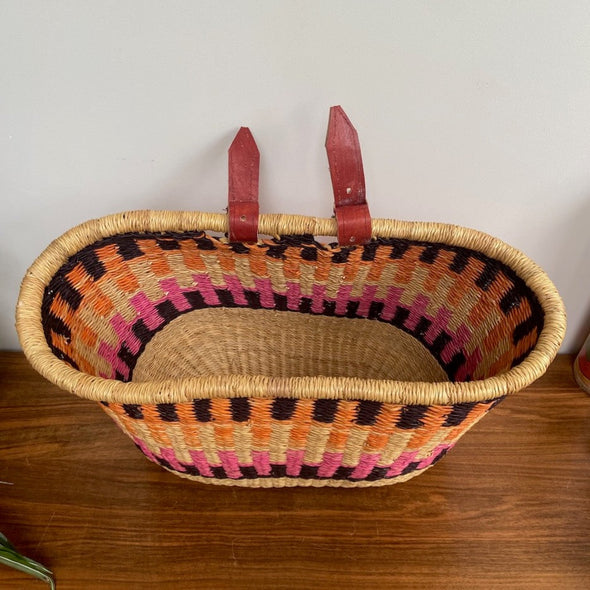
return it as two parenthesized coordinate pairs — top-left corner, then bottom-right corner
(16, 212), (566, 487)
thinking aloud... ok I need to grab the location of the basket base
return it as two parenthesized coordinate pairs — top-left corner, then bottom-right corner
(156, 463), (431, 487)
(132, 307), (449, 383)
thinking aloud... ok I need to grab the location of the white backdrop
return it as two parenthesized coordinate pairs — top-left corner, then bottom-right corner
(2, 1), (589, 352)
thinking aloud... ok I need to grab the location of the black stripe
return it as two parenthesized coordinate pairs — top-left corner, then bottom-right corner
(397, 405), (428, 429)
(313, 399), (339, 423)
(156, 238), (181, 250)
(157, 403), (179, 422)
(156, 300), (180, 323)
(230, 398), (251, 422)
(419, 245), (440, 264)
(193, 399), (212, 422)
(389, 239), (410, 259)
(450, 250), (470, 273)
(272, 398), (297, 420)
(445, 351), (466, 381)
(123, 404), (144, 419)
(116, 237), (143, 260)
(475, 262), (500, 291)
(443, 402), (477, 427)
(355, 400), (383, 426)
(79, 249), (106, 280)
(44, 312), (71, 339)
(183, 290), (207, 310)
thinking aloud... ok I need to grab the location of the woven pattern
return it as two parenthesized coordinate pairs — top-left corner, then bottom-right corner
(16, 207), (565, 487)
(41, 231), (544, 385)
(27, 226), (555, 486)
(101, 396), (503, 485)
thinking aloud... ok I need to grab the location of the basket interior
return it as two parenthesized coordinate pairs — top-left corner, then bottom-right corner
(41, 231), (544, 384)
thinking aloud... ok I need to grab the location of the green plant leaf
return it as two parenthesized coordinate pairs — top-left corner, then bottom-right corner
(0, 533), (55, 589)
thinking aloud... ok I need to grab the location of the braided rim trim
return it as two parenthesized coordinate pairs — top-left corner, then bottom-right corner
(16, 211), (566, 406)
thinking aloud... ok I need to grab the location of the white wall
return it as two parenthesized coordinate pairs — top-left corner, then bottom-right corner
(2, 0), (589, 352)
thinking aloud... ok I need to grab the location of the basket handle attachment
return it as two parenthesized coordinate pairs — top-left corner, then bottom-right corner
(228, 127), (260, 242)
(325, 105), (372, 245)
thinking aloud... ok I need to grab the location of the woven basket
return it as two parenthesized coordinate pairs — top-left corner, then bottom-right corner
(16, 107), (566, 488)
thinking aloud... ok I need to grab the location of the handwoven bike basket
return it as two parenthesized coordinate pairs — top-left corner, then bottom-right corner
(17, 107), (566, 487)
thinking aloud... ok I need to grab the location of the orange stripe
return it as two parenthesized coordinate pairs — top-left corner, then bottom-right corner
(393, 246), (422, 285)
(209, 399), (236, 449)
(366, 250), (389, 282)
(86, 287), (115, 317)
(283, 248), (302, 280)
(141, 404), (173, 447)
(217, 245), (236, 273)
(326, 401), (356, 451)
(423, 250), (454, 293)
(248, 248), (268, 277)
(66, 263), (93, 296)
(250, 398), (273, 447)
(288, 400), (313, 449)
(141, 241), (172, 277)
(78, 325), (98, 348)
(408, 406), (448, 448)
(96, 244), (140, 294)
(446, 258), (484, 307)
(312, 253), (331, 283)
(448, 404), (492, 441)
(179, 240), (207, 272)
(176, 402), (204, 449)
(364, 404), (402, 453)
(342, 249), (362, 283)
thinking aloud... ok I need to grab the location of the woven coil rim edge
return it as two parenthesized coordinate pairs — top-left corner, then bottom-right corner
(16, 210), (567, 406)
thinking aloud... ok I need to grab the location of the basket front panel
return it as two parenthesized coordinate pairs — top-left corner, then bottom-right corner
(100, 396), (504, 485)
(41, 231), (545, 385)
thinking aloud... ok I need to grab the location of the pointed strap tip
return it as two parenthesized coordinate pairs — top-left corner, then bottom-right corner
(228, 127), (260, 242)
(325, 106), (371, 245)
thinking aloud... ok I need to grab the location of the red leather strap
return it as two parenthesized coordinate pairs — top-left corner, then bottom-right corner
(325, 106), (372, 245)
(228, 127), (260, 242)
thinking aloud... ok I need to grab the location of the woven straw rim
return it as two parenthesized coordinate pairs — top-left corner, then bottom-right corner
(16, 210), (566, 406)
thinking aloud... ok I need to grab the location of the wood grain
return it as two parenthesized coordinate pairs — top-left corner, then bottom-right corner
(1, 352), (589, 589)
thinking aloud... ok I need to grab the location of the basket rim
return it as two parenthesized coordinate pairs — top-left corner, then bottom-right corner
(16, 210), (567, 406)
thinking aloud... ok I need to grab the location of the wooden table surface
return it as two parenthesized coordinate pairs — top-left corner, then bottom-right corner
(1, 352), (589, 589)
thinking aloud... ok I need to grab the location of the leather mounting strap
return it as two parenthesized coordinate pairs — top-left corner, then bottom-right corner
(325, 106), (372, 245)
(228, 127), (260, 242)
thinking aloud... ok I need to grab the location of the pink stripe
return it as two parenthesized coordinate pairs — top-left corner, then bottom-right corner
(97, 342), (129, 379)
(311, 284), (326, 314)
(286, 450), (305, 477)
(133, 437), (157, 462)
(317, 452), (343, 478)
(387, 450), (419, 477)
(417, 444), (454, 469)
(192, 274), (221, 305)
(357, 285), (379, 317)
(252, 451), (271, 476)
(335, 285), (353, 316)
(218, 451), (242, 479)
(380, 286), (403, 321)
(286, 282), (302, 311)
(254, 278), (275, 308)
(440, 324), (471, 363)
(160, 447), (186, 472)
(404, 294), (430, 331)
(188, 450), (214, 477)
(350, 453), (380, 479)
(130, 292), (165, 330)
(424, 307), (452, 345)
(224, 275), (248, 306)
(160, 277), (191, 311)
(110, 313), (142, 354)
